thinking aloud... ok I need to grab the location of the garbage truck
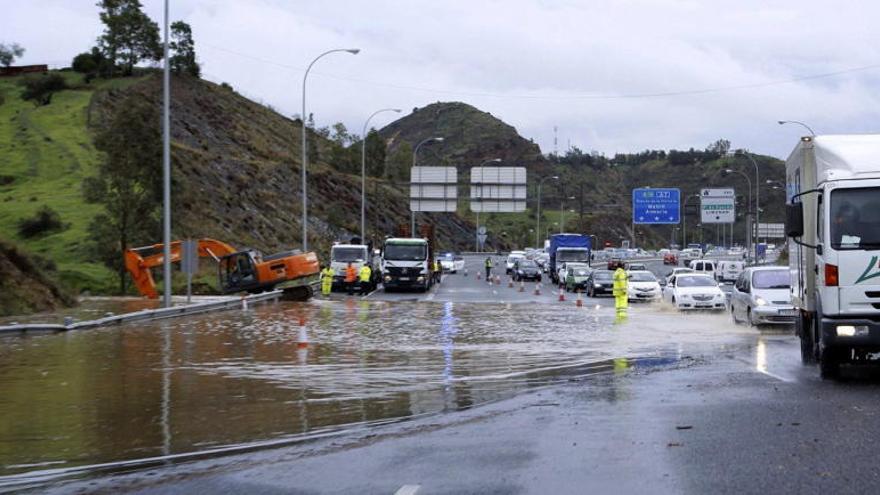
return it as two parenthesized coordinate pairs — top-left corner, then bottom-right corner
(785, 134), (880, 378)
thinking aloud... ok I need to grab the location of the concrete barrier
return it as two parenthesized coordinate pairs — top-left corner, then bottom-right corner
(0, 290), (285, 334)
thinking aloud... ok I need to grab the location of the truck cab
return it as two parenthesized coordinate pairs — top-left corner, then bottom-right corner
(381, 238), (432, 292)
(786, 134), (880, 378)
(548, 234), (592, 284)
(329, 243), (379, 292)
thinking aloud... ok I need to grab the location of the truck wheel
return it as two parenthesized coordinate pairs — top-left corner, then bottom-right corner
(819, 348), (841, 380)
(797, 314), (816, 364)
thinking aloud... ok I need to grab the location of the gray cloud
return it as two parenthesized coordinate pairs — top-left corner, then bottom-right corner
(7, 0), (880, 158)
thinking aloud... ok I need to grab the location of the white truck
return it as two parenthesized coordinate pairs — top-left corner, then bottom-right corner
(381, 237), (433, 292)
(786, 134), (880, 378)
(329, 241), (381, 292)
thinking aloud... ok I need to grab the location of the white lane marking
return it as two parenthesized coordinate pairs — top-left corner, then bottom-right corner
(395, 485), (421, 495)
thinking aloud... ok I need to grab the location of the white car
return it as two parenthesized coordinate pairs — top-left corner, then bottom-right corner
(715, 260), (744, 283)
(664, 267), (695, 286)
(662, 273), (726, 311)
(439, 253), (465, 273)
(506, 252), (525, 274)
(688, 259), (717, 277)
(627, 270), (661, 302)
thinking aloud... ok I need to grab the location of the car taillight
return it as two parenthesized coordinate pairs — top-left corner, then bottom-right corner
(825, 263), (838, 287)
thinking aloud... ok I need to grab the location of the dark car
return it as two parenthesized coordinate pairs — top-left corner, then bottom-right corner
(513, 259), (542, 282)
(586, 270), (614, 297)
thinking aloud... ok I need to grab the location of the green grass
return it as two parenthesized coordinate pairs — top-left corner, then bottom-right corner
(0, 72), (145, 293)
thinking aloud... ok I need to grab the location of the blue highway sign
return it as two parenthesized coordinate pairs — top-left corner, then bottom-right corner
(632, 188), (680, 225)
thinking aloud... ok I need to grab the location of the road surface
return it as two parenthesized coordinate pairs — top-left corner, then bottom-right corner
(5, 255), (876, 494)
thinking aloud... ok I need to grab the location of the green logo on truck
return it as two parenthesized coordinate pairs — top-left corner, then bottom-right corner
(855, 256), (880, 285)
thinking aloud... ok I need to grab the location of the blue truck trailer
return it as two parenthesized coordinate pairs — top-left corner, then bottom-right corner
(549, 233), (592, 284)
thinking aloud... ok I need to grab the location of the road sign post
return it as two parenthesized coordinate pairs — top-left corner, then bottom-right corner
(181, 239), (199, 304)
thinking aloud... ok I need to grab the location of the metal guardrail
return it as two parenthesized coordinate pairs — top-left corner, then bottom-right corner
(0, 290), (284, 335)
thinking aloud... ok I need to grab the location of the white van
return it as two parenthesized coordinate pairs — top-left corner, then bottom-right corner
(688, 259), (716, 276)
(715, 260), (745, 283)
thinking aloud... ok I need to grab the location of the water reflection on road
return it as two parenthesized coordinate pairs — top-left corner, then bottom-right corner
(0, 299), (753, 476)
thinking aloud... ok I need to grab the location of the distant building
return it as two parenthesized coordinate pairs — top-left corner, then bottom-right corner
(0, 65), (49, 77)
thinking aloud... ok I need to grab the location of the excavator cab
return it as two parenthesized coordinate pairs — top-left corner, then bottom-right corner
(219, 250), (263, 294)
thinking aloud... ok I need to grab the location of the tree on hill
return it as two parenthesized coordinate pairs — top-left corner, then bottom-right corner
(19, 73), (67, 107)
(83, 95), (161, 293)
(364, 130), (387, 177)
(0, 42), (25, 67)
(97, 0), (161, 76)
(170, 21), (200, 77)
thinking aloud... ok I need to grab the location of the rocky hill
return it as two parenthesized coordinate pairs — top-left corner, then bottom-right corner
(379, 102), (546, 173)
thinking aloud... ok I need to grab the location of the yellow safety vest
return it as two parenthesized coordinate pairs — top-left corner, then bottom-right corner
(359, 266), (372, 282)
(321, 268), (334, 281)
(613, 268), (627, 295)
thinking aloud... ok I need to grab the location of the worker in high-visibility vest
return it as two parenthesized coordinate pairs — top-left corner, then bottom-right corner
(358, 264), (372, 295)
(433, 259), (442, 284)
(320, 265), (334, 296)
(344, 262), (357, 296)
(484, 257), (493, 280)
(613, 262), (629, 316)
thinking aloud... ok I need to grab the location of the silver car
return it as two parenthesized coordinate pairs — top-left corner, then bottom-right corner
(730, 266), (796, 326)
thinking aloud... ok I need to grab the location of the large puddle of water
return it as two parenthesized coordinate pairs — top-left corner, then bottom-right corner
(0, 299), (754, 480)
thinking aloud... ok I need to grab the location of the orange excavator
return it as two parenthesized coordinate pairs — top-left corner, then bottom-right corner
(124, 238), (320, 300)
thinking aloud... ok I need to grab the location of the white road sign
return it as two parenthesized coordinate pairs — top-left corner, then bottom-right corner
(470, 166), (527, 212)
(410, 166), (457, 212)
(700, 188), (735, 224)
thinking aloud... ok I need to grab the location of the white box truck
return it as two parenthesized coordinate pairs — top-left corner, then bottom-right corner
(786, 135), (880, 378)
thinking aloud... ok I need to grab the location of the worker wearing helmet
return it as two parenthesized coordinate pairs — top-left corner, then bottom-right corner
(613, 262), (628, 317)
(320, 264), (334, 296)
(358, 264), (372, 295)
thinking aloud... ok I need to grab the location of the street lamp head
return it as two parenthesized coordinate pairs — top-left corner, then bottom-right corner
(346, 49), (361, 55)
(777, 120), (786, 125)
(392, 108), (402, 113)
(551, 175), (559, 179)
(433, 137), (444, 142)
(724, 168), (734, 173)
(490, 158), (502, 163)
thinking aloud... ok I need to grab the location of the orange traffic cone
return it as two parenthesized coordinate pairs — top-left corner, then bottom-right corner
(558, 286), (566, 301)
(297, 325), (309, 349)
(534, 283), (541, 296)
(508, 277), (514, 288)
(477, 271), (482, 280)
(519, 281), (525, 292)
(576, 290), (583, 307)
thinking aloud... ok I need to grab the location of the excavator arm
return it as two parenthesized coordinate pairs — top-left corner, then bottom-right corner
(124, 239), (237, 299)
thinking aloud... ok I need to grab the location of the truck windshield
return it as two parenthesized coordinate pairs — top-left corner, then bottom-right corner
(331, 247), (365, 262)
(384, 244), (426, 261)
(752, 270), (790, 289)
(830, 187), (880, 250)
(557, 250), (589, 262)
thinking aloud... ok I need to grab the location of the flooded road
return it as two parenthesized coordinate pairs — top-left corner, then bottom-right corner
(0, 294), (757, 478)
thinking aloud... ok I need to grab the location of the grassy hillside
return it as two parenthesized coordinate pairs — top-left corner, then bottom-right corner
(0, 239), (75, 316)
(0, 73), (146, 293)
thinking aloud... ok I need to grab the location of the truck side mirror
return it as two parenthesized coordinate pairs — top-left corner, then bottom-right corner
(786, 203), (804, 238)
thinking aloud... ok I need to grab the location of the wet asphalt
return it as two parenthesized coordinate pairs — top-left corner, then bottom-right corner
(22, 255), (880, 494)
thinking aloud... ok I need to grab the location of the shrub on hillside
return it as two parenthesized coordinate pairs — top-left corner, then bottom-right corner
(19, 73), (68, 107)
(17, 206), (67, 238)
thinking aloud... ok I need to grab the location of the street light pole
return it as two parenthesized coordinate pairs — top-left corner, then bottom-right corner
(474, 158), (502, 252)
(535, 175), (559, 247)
(725, 168), (752, 258)
(161, 0), (171, 308)
(301, 48), (359, 252)
(559, 197), (574, 233)
(411, 136), (444, 236)
(360, 108), (401, 242)
(730, 152), (760, 261)
(777, 120), (816, 136)
(682, 194), (700, 248)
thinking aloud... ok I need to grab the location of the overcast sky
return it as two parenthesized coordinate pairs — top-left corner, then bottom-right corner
(6, 0), (880, 158)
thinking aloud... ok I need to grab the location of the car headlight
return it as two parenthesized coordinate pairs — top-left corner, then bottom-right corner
(384, 275), (391, 282)
(678, 293), (690, 300)
(417, 276), (425, 282)
(594, 283), (601, 288)
(754, 296), (767, 306)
